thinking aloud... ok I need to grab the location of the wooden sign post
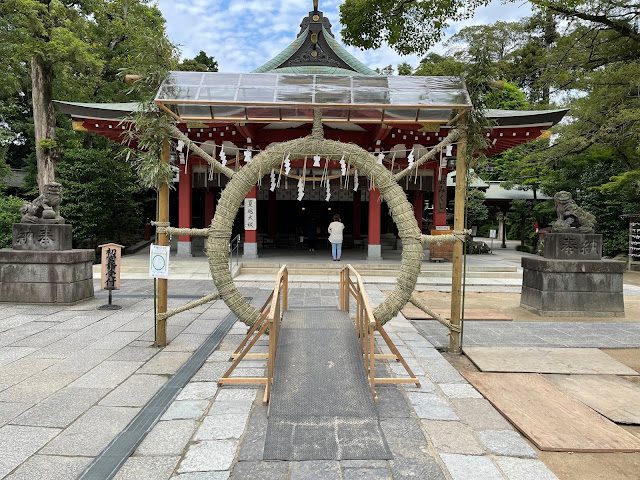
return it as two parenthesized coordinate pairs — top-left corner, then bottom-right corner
(98, 243), (123, 310)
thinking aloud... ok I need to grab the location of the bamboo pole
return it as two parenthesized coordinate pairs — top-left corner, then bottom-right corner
(156, 139), (170, 347)
(449, 117), (468, 354)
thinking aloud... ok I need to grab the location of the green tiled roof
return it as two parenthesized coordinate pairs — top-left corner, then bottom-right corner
(322, 27), (378, 76)
(253, 28), (310, 73)
(252, 25), (378, 76)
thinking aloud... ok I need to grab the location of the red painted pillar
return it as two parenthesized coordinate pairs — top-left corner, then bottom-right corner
(368, 188), (382, 259)
(413, 192), (424, 233)
(433, 173), (447, 227)
(268, 190), (276, 236)
(204, 188), (215, 227)
(243, 185), (258, 258)
(177, 162), (192, 256)
(353, 191), (361, 239)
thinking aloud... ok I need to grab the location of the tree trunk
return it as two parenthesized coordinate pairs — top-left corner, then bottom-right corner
(541, 10), (556, 106)
(31, 54), (58, 194)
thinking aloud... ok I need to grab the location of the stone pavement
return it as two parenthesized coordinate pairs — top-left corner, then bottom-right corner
(0, 277), (561, 479)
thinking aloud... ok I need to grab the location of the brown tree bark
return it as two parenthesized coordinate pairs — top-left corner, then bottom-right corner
(31, 54), (59, 194)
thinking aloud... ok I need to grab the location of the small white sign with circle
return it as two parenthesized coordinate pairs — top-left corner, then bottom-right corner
(149, 244), (170, 279)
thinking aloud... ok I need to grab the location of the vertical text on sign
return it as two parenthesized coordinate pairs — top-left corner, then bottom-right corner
(244, 198), (257, 231)
(99, 243), (123, 290)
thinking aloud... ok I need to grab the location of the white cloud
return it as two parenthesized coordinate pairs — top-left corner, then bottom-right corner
(157, 0), (532, 73)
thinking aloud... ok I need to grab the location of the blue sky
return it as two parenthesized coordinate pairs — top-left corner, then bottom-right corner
(157, 0), (532, 73)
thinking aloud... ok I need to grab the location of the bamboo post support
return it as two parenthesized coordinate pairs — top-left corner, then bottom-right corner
(156, 139), (170, 347)
(449, 117), (468, 354)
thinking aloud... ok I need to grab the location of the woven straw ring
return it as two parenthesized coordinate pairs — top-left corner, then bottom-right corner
(207, 136), (423, 327)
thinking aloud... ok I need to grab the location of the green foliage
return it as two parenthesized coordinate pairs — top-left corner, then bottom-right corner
(465, 188), (488, 227)
(339, 0), (491, 55)
(484, 82), (530, 110)
(397, 62), (413, 76)
(57, 148), (142, 247)
(178, 51), (219, 72)
(0, 195), (23, 248)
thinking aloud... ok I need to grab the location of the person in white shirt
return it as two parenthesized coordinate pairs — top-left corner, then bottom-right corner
(328, 214), (345, 261)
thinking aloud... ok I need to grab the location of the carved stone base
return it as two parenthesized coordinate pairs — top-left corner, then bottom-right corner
(520, 257), (625, 317)
(0, 249), (94, 304)
(12, 223), (72, 251)
(544, 233), (602, 260)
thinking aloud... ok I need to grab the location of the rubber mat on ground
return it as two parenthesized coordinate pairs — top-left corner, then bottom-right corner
(263, 308), (391, 461)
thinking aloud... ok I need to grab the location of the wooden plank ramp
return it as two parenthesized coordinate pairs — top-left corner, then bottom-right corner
(463, 372), (640, 452)
(463, 347), (639, 375)
(546, 374), (640, 425)
(402, 307), (512, 321)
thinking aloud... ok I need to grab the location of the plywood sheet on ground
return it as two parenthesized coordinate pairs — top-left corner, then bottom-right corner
(462, 372), (640, 452)
(463, 347), (639, 375)
(546, 374), (640, 425)
(401, 307), (512, 321)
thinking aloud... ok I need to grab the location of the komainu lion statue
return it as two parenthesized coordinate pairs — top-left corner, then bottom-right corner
(551, 191), (595, 234)
(20, 182), (65, 224)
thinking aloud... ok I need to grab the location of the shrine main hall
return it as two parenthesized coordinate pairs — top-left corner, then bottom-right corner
(56, 5), (566, 260)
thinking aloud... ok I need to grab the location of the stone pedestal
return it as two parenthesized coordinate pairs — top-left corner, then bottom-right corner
(0, 249), (94, 304)
(520, 233), (625, 317)
(12, 223), (72, 251)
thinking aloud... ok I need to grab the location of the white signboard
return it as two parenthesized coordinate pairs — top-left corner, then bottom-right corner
(149, 244), (170, 279)
(244, 198), (257, 231)
(489, 229), (497, 239)
(435, 226), (450, 231)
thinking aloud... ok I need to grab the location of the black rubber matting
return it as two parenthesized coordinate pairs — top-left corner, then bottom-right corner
(263, 308), (391, 461)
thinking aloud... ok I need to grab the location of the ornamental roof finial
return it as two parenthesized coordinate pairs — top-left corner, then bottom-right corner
(313, 0), (319, 12)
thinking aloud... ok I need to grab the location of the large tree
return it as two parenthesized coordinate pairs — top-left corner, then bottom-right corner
(0, 0), (101, 193)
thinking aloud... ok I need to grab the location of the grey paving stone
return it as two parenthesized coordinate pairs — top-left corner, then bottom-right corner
(289, 460), (341, 480)
(215, 388), (257, 403)
(0, 347), (37, 368)
(340, 460), (389, 468)
(209, 400), (253, 415)
(496, 457), (559, 480)
(440, 453), (504, 480)
(164, 334), (210, 352)
(421, 420), (485, 454)
(5, 454), (91, 480)
(40, 406), (138, 456)
(478, 430), (536, 458)
(171, 473), (229, 480)
(69, 360), (142, 389)
(136, 419), (197, 456)
(192, 362), (229, 382)
(231, 460), (289, 480)
(389, 458), (447, 480)
(114, 455), (180, 479)
(196, 413), (249, 440)
(380, 418), (430, 460)
(451, 398), (513, 431)
(237, 405), (267, 461)
(420, 358), (467, 384)
(439, 383), (483, 399)
(0, 401), (31, 427)
(400, 376), (436, 393)
(405, 392), (458, 420)
(0, 358), (55, 386)
(137, 352), (192, 375)
(0, 372), (79, 405)
(13, 387), (109, 428)
(161, 400), (210, 420)
(99, 374), (167, 407)
(108, 346), (158, 362)
(43, 348), (115, 374)
(0, 425), (61, 478)
(373, 386), (412, 419)
(342, 467), (391, 480)
(178, 439), (238, 473)
(177, 382), (219, 401)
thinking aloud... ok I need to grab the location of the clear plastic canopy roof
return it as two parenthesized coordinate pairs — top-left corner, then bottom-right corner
(155, 71), (471, 124)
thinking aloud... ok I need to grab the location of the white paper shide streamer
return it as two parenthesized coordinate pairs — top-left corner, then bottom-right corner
(353, 170), (359, 192)
(219, 145), (227, 166)
(284, 153), (291, 174)
(270, 169), (276, 192)
(325, 179), (331, 201)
